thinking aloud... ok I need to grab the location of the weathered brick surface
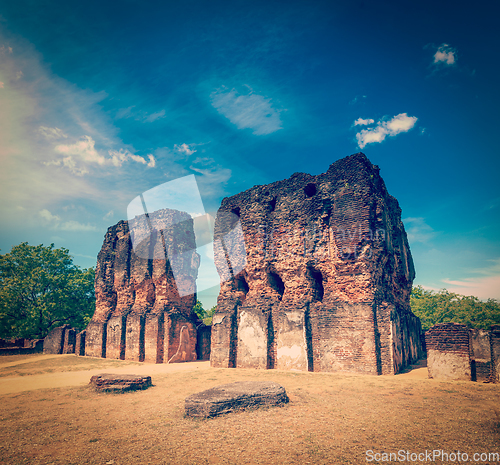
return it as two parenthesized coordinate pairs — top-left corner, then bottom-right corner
(75, 330), (86, 356)
(470, 329), (491, 382)
(491, 325), (500, 383)
(211, 152), (423, 375)
(85, 209), (199, 363)
(62, 328), (76, 354)
(425, 323), (471, 380)
(196, 325), (211, 361)
(425, 323), (470, 354)
(43, 325), (69, 354)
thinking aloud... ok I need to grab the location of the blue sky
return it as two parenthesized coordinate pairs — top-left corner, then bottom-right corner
(1, 0), (499, 307)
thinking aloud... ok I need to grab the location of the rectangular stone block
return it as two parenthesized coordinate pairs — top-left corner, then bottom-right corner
(427, 349), (471, 380)
(237, 307), (269, 369)
(125, 314), (145, 362)
(314, 303), (378, 375)
(144, 313), (164, 363)
(491, 325), (500, 383)
(106, 316), (126, 360)
(276, 308), (308, 372)
(75, 330), (86, 356)
(43, 326), (67, 354)
(85, 321), (107, 358)
(210, 312), (236, 368)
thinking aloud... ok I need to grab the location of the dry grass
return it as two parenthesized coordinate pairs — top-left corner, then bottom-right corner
(0, 355), (499, 465)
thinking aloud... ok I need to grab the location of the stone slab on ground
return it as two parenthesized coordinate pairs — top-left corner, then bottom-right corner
(185, 381), (289, 418)
(89, 373), (152, 392)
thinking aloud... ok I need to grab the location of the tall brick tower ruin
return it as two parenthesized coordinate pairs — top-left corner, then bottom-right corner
(211, 152), (423, 375)
(85, 209), (199, 363)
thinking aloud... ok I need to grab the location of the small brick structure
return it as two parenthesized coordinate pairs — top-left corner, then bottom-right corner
(425, 323), (500, 382)
(43, 325), (80, 355)
(89, 373), (152, 392)
(0, 338), (44, 355)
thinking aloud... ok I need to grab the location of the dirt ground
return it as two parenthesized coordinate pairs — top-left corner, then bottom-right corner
(0, 354), (498, 465)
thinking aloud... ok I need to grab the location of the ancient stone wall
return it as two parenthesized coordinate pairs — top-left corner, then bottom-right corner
(470, 329), (492, 382)
(84, 209), (199, 363)
(425, 323), (470, 380)
(211, 152), (423, 375)
(490, 325), (500, 383)
(426, 323), (500, 382)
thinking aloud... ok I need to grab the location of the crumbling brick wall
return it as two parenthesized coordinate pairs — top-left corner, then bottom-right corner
(470, 329), (492, 382)
(211, 152), (423, 375)
(425, 323), (471, 380)
(84, 209), (199, 363)
(426, 324), (500, 382)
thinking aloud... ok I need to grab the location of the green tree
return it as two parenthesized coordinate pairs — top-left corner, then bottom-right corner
(411, 285), (500, 330)
(193, 300), (206, 320)
(0, 242), (95, 339)
(192, 300), (217, 325)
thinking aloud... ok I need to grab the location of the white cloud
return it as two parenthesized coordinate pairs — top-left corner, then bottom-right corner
(354, 118), (374, 126)
(442, 276), (500, 300)
(174, 143), (197, 156)
(48, 136), (156, 174)
(211, 87), (283, 135)
(108, 148), (155, 168)
(39, 209), (97, 232)
(103, 210), (114, 221)
(144, 109), (166, 123)
(355, 113), (418, 149)
(403, 217), (436, 243)
(55, 135), (105, 165)
(38, 126), (68, 140)
(39, 208), (60, 224)
(434, 43), (456, 65)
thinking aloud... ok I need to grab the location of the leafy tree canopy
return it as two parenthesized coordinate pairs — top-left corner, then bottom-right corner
(193, 300), (217, 325)
(0, 242), (95, 339)
(410, 285), (500, 331)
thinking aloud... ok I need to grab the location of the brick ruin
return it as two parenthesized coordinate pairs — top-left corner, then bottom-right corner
(211, 152), (423, 375)
(426, 323), (500, 382)
(84, 209), (200, 363)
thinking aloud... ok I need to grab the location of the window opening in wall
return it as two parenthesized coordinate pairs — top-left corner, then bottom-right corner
(304, 183), (317, 197)
(268, 271), (285, 299)
(307, 267), (324, 301)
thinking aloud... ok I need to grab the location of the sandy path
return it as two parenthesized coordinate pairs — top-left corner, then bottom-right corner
(0, 359), (211, 396)
(0, 354), (65, 368)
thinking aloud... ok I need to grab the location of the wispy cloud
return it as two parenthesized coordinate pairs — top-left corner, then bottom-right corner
(433, 43), (457, 66)
(144, 109), (166, 123)
(115, 106), (166, 123)
(39, 209), (98, 232)
(210, 86), (283, 135)
(442, 275), (500, 300)
(403, 217), (436, 243)
(38, 126), (68, 140)
(355, 113), (418, 149)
